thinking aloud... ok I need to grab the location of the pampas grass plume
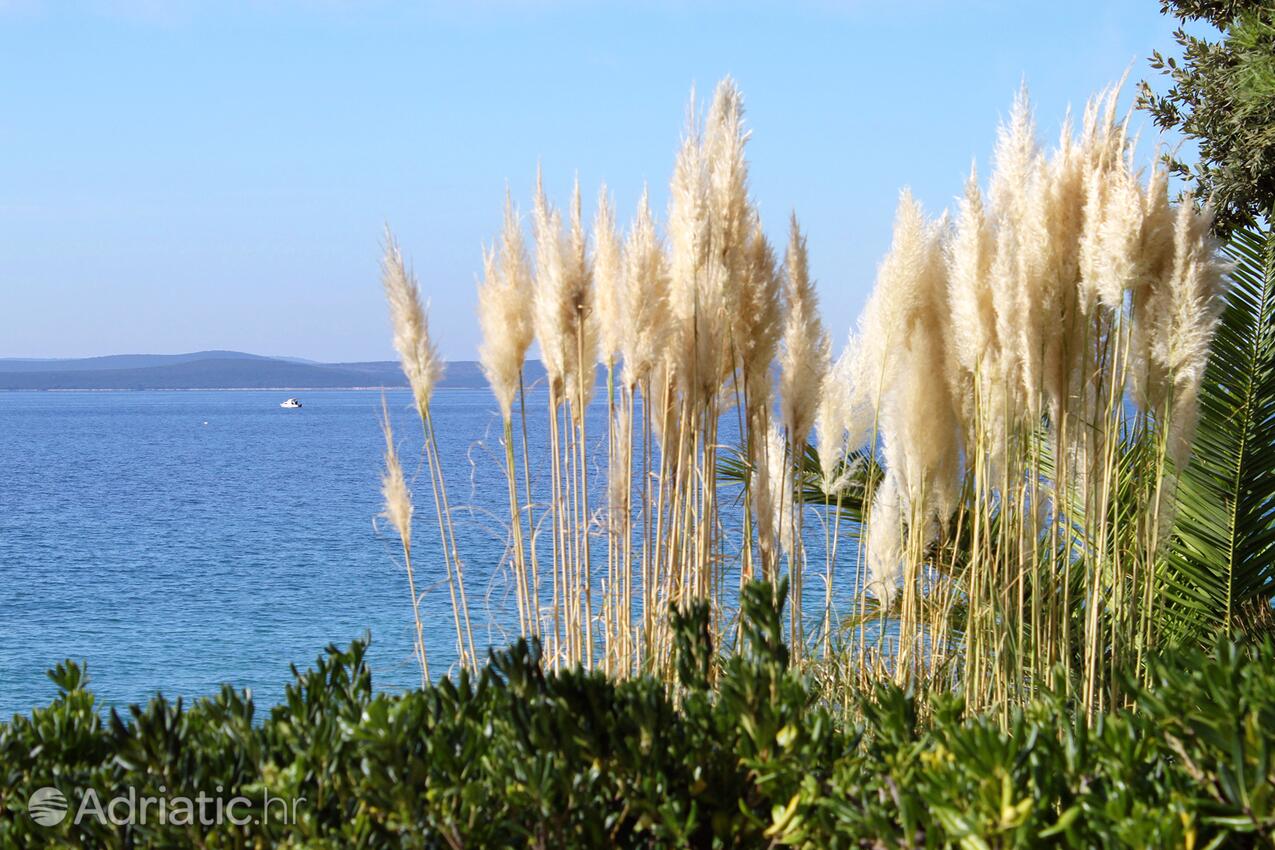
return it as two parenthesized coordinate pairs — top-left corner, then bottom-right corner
(854, 191), (936, 417)
(593, 185), (624, 370)
(864, 476), (903, 603)
(564, 178), (598, 407)
(779, 214), (829, 446)
(620, 187), (670, 389)
(478, 195), (535, 420)
(532, 170), (570, 394)
(498, 191), (536, 354)
(383, 230), (444, 413)
(1155, 198), (1228, 466)
(704, 77), (752, 340)
(666, 126), (710, 396)
(380, 410), (413, 549)
(754, 423), (796, 558)
(477, 253), (520, 421)
(737, 216), (783, 402)
(815, 336), (872, 491)
(947, 167), (998, 378)
(865, 192), (961, 517)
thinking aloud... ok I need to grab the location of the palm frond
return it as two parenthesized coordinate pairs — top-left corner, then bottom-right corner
(1161, 223), (1275, 643)
(718, 441), (880, 524)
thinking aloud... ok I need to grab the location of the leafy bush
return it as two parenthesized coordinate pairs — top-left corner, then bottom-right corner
(3, 582), (1274, 848)
(1139, 1), (1275, 234)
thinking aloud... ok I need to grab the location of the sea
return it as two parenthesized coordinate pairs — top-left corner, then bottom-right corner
(0, 388), (863, 718)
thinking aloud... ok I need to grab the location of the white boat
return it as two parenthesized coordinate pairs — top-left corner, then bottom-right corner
(280, 397), (302, 409)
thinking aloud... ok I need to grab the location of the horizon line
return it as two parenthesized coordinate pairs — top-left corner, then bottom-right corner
(0, 350), (514, 365)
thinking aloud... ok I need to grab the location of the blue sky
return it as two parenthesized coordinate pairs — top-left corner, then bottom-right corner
(0, 1), (1183, 362)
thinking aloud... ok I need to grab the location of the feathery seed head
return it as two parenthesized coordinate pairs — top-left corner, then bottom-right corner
(704, 77), (752, 344)
(563, 177), (598, 409)
(476, 195), (536, 419)
(498, 190), (536, 336)
(477, 247), (523, 420)
(855, 191), (936, 410)
(531, 171), (597, 408)
(752, 422), (797, 560)
(1154, 199), (1228, 466)
(382, 229), (444, 414)
(814, 336), (872, 492)
(666, 110), (718, 400)
(778, 214), (829, 446)
(947, 166), (998, 381)
(1079, 150), (1146, 312)
(620, 187), (670, 389)
(736, 216), (783, 407)
(593, 184), (624, 370)
(860, 192), (962, 519)
(379, 404), (413, 550)
(864, 477), (903, 604)
(532, 172), (569, 395)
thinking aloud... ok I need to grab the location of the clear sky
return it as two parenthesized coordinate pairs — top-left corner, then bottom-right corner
(0, 0), (1183, 362)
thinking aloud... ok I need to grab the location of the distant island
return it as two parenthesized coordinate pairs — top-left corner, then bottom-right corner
(0, 351), (547, 391)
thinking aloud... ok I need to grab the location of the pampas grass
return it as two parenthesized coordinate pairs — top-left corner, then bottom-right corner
(382, 232), (475, 670)
(383, 232), (444, 414)
(738, 218), (784, 585)
(1154, 198), (1227, 467)
(378, 77), (1229, 719)
(477, 195), (538, 634)
(530, 173), (601, 669)
(619, 189), (669, 391)
(859, 192), (961, 533)
(594, 186), (624, 372)
(779, 215), (828, 447)
(778, 214), (828, 656)
(593, 184), (628, 673)
(752, 422), (795, 599)
(814, 341), (855, 492)
(846, 82), (1226, 711)
(478, 194), (534, 420)
(532, 174), (599, 409)
(379, 403), (427, 685)
(947, 167), (997, 425)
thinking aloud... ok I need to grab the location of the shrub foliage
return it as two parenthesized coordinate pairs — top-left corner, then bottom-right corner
(1139, 1), (1275, 234)
(3, 582), (1275, 848)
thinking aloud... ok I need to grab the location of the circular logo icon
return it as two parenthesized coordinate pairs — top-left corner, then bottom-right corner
(28, 787), (68, 826)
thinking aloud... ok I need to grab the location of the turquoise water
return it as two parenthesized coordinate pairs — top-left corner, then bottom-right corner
(1, 388), (862, 718)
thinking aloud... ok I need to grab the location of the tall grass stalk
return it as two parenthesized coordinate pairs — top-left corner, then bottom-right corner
(382, 233), (475, 670)
(378, 402), (429, 685)
(378, 78), (1228, 719)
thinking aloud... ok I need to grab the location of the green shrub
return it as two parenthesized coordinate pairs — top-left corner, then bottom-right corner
(3, 582), (1274, 848)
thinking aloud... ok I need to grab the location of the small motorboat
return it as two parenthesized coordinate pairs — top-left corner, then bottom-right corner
(280, 397), (302, 409)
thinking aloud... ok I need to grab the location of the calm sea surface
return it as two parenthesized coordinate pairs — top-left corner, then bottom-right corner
(0, 389), (861, 718)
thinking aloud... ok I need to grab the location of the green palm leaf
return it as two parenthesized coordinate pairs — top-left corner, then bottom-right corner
(1161, 223), (1275, 643)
